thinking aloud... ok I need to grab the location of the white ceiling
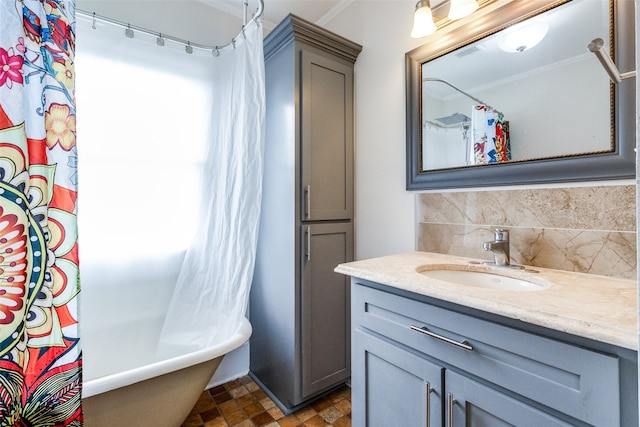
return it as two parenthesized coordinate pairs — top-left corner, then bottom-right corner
(197, 0), (352, 33)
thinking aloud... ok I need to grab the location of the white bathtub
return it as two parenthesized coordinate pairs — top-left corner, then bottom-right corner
(79, 252), (253, 426)
(82, 313), (251, 426)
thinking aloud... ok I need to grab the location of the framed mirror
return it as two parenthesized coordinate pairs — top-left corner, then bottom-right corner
(406, 0), (635, 190)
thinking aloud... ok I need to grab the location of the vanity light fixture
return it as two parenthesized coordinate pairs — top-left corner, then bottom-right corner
(448, 0), (479, 20)
(498, 21), (549, 53)
(411, 0), (437, 38)
(411, 0), (479, 38)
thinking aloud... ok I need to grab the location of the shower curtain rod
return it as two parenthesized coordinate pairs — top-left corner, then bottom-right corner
(76, 0), (264, 55)
(423, 77), (502, 114)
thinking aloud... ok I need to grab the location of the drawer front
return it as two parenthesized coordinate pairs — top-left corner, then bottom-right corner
(352, 282), (620, 427)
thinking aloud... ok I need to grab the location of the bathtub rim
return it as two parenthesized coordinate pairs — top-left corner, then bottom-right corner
(82, 317), (252, 398)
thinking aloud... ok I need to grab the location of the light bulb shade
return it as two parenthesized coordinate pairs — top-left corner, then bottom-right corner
(448, 0), (479, 20)
(498, 21), (549, 53)
(411, 1), (436, 38)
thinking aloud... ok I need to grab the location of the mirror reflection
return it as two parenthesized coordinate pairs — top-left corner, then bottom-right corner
(421, 0), (612, 171)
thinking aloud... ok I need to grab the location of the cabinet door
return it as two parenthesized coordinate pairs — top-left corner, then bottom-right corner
(352, 330), (443, 427)
(300, 50), (354, 221)
(301, 222), (353, 398)
(445, 370), (574, 427)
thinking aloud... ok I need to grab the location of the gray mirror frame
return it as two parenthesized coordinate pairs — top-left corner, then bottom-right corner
(406, 0), (635, 190)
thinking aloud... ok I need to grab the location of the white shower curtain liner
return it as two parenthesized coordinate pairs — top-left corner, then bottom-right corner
(158, 19), (265, 354)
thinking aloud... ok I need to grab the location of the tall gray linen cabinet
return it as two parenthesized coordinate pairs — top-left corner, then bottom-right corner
(249, 14), (361, 413)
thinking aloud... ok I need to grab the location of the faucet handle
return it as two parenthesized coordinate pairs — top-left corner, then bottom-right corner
(494, 228), (509, 242)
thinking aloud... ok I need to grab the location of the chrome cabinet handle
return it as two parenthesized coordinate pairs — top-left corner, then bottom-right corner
(305, 226), (311, 261)
(447, 393), (456, 427)
(410, 325), (473, 351)
(425, 383), (432, 427)
(305, 184), (311, 218)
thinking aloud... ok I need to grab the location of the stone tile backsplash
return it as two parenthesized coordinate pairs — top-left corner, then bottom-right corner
(417, 185), (636, 279)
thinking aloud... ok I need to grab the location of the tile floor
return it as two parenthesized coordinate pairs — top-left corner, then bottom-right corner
(181, 375), (352, 427)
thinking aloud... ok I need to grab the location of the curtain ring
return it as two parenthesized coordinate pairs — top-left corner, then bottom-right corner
(125, 24), (134, 38)
(157, 33), (165, 46)
(92, 12), (96, 30)
(185, 41), (193, 54)
(231, 39), (236, 49)
(212, 46), (220, 57)
(241, 29), (246, 39)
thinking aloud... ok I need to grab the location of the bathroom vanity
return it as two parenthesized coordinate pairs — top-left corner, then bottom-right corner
(336, 252), (638, 426)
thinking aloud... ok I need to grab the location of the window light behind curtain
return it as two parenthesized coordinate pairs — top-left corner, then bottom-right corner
(75, 14), (213, 372)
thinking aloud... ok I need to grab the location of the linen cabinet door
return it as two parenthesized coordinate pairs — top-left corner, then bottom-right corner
(351, 330), (443, 427)
(445, 370), (574, 427)
(300, 50), (354, 221)
(301, 222), (353, 398)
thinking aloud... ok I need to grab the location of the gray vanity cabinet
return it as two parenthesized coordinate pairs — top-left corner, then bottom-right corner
(354, 329), (572, 427)
(249, 15), (361, 413)
(352, 280), (637, 426)
(444, 371), (574, 426)
(353, 329), (444, 427)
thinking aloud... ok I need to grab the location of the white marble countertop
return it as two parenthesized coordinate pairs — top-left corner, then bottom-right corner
(335, 252), (638, 351)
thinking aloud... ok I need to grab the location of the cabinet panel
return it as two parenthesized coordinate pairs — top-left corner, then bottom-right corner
(352, 330), (443, 427)
(301, 222), (353, 397)
(446, 370), (573, 427)
(301, 50), (354, 221)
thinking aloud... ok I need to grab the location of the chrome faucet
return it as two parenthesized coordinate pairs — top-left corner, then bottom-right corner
(483, 228), (510, 266)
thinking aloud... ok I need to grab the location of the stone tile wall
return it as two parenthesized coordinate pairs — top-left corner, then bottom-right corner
(417, 185), (636, 279)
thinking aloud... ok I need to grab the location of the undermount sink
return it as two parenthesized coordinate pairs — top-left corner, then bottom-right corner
(418, 267), (549, 292)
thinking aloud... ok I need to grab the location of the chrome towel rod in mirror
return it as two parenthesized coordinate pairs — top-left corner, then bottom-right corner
(423, 77), (502, 114)
(588, 37), (636, 83)
(76, 0), (264, 55)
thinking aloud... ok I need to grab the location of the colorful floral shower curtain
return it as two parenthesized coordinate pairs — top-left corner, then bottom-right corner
(0, 0), (82, 425)
(470, 104), (511, 165)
